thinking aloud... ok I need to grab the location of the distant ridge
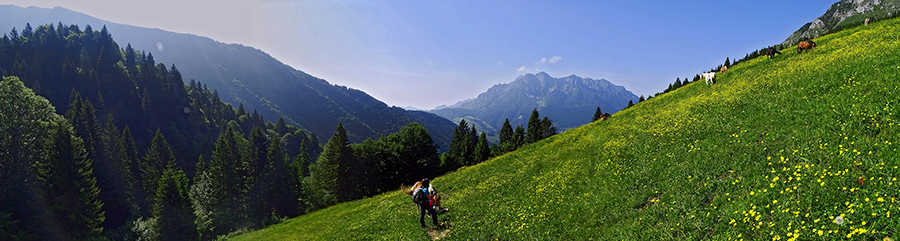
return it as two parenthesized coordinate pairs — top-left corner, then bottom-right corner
(430, 72), (638, 135)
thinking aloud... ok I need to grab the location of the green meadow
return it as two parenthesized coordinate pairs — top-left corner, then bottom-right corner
(233, 17), (900, 240)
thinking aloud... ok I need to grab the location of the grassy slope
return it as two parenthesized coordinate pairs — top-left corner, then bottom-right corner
(233, 18), (900, 240)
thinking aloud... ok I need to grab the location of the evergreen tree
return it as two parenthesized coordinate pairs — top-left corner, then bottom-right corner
(305, 123), (352, 208)
(498, 119), (513, 144)
(474, 132), (491, 164)
(117, 126), (143, 218)
(266, 133), (297, 218)
(593, 107), (603, 122)
(725, 57), (731, 68)
(627, 100), (634, 108)
(139, 129), (176, 214)
(639, 95), (646, 103)
(513, 125), (526, 148)
(291, 141), (312, 214)
(540, 117), (557, 139)
(37, 119), (105, 240)
(154, 167), (198, 241)
(275, 118), (289, 136)
(448, 119), (472, 169)
(331, 123), (360, 202)
(293, 141), (312, 179)
(526, 109), (542, 144)
(246, 126), (269, 224)
(213, 123), (249, 234)
(68, 94), (130, 230)
(237, 103), (246, 117)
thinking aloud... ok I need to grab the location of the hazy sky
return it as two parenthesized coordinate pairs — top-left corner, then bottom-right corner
(4, 0), (834, 109)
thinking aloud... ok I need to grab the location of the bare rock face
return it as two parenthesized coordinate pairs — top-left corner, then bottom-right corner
(781, 0), (900, 47)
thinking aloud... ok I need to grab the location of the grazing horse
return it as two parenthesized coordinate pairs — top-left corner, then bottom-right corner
(766, 47), (782, 59)
(797, 40), (816, 54)
(865, 18), (870, 26)
(701, 72), (716, 85)
(720, 65), (728, 74)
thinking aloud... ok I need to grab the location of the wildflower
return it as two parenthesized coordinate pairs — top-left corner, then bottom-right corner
(834, 216), (845, 225)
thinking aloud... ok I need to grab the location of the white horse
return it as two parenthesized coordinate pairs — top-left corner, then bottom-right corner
(701, 72), (716, 85)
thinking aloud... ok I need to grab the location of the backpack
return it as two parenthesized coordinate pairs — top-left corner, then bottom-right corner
(412, 188), (427, 205)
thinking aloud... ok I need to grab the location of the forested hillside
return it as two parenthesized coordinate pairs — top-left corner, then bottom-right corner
(0, 23), (448, 241)
(0, 5), (457, 150)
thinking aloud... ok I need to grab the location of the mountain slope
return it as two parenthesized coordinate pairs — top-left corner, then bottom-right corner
(782, 0), (900, 46)
(233, 17), (900, 240)
(430, 72), (637, 134)
(0, 5), (455, 149)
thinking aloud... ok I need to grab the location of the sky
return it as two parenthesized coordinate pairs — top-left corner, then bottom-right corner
(3, 0), (835, 109)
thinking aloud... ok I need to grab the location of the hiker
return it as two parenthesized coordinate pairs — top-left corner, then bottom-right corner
(402, 180), (449, 213)
(413, 178), (440, 228)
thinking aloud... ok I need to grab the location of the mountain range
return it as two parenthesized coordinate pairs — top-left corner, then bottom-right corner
(0, 5), (455, 149)
(781, 0), (900, 46)
(430, 72), (638, 135)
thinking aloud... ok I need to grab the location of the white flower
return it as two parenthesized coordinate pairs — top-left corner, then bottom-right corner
(834, 216), (845, 225)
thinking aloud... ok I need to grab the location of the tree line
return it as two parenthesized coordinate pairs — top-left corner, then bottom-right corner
(443, 109), (558, 170)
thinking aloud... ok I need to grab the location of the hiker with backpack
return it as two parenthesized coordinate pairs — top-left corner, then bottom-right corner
(412, 178), (441, 228)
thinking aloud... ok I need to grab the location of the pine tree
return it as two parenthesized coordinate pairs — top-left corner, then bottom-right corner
(154, 167), (198, 241)
(217, 123), (249, 233)
(540, 117), (557, 139)
(448, 119), (472, 169)
(246, 126), (269, 224)
(291, 141), (312, 214)
(526, 109), (542, 144)
(513, 125), (526, 148)
(725, 57), (731, 67)
(467, 126), (478, 166)
(627, 100), (634, 108)
(118, 126), (144, 217)
(267, 133), (297, 217)
(140, 129), (176, 211)
(639, 95), (646, 102)
(593, 107), (603, 122)
(275, 118), (289, 136)
(473, 132), (491, 164)
(498, 119), (514, 153)
(305, 123), (352, 208)
(330, 123), (359, 202)
(37, 119), (105, 240)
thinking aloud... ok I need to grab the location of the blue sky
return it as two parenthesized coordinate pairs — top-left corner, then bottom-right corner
(7, 0), (834, 109)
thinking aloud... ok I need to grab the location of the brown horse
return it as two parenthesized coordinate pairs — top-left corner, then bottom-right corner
(766, 47), (782, 59)
(798, 40), (816, 54)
